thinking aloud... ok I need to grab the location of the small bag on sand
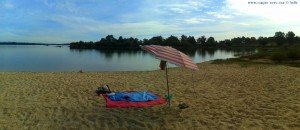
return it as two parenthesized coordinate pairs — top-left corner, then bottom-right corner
(96, 85), (111, 95)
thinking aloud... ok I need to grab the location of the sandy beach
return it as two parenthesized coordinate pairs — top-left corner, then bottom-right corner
(0, 61), (300, 130)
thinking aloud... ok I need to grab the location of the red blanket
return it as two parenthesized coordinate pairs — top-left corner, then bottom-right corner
(102, 92), (167, 108)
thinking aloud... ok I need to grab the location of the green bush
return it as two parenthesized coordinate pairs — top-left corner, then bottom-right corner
(248, 53), (267, 60)
(271, 52), (288, 61)
(269, 46), (300, 61)
(287, 49), (300, 60)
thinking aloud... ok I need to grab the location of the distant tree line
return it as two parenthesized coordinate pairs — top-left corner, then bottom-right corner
(219, 31), (299, 47)
(70, 35), (141, 49)
(70, 31), (300, 49)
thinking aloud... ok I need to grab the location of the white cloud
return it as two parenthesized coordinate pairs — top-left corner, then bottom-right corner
(169, 7), (189, 14)
(1, 0), (14, 9)
(238, 23), (250, 26)
(48, 15), (185, 40)
(206, 11), (217, 15)
(184, 18), (215, 24)
(4, 0), (300, 43)
(98, 22), (182, 38)
(158, 0), (207, 14)
(41, 0), (78, 13)
(206, 11), (233, 19)
(188, 1), (205, 7)
(214, 14), (232, 19)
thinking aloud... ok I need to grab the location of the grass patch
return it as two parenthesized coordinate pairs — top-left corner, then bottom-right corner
(246, 46), (300, 61)
(212, 45), (300, 68)
(211, 58), (244, 64)
(211, 58), (265, 67)
(287, 48), (300, 60)
(271, 52), (288, 61)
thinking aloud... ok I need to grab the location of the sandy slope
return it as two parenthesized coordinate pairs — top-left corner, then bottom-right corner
(0, 62), (299, 130)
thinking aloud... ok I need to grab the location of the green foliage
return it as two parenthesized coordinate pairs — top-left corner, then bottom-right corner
(247, 52), (267, 60)
(258, 36), (268, 47)
(187, 36), (197, 45)
(271, 47), (300, 61)
(211, 58), (250, 65)
(197, 36), (206, 45)
(206, 37), (216, 46)
(286, 31), (296, 44)
(287, 48), (300, 60)
(271, 52), (288, 61)
(274, 31), (286, 46)
(164, 35), (180, 46)
(70, 35), (141, 49)
(149, 36), (164, 45)
(247, 46), (300, 61)
(70, 31), (300, 49)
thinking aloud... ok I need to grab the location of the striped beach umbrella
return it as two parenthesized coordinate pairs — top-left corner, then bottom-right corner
(141, 45), (199, 107)
(141, 45), (199, 71)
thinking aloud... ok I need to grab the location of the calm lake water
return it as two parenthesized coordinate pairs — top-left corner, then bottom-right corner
(0, 45), (255, 72)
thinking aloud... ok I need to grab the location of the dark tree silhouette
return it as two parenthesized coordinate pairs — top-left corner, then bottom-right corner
(187, 36), (197, 45)
(286, 31), (295, 44)
(206, 37), (216, 46)
(180, 35), (188, 45)
(258, 36), (268, 47)
(274, 31), (286, 46)
(196, 35), (206, 46)
(69, 31), (298, 49)
(149, 36), (163, 45)
(165, 35), (180, 46)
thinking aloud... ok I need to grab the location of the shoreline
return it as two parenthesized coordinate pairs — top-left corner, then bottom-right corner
(1, 62), (300, 129)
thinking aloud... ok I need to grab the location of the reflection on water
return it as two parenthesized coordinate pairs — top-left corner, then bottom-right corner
(70, 48), (146, 59)
(0, 45), (256, 72)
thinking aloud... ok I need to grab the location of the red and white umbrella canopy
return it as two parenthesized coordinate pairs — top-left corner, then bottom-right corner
(141, 45), (199, 71)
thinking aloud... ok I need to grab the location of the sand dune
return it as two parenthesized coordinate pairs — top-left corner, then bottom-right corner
(0, 62), (299, 129)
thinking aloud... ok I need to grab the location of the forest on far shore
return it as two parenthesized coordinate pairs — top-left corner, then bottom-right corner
(70, 31), (300, 49)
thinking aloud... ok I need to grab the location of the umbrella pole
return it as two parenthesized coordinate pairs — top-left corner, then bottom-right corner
(191, 70), (197, 97)
(165, 63), (171, 108)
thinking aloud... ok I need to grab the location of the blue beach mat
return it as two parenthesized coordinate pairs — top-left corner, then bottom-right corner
(108, 91), (158, 102)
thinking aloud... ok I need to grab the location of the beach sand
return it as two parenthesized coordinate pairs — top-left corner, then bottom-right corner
(0, 61), (300, 130)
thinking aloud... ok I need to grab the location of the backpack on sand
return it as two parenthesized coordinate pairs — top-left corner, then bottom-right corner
(96, 85), (111, 95)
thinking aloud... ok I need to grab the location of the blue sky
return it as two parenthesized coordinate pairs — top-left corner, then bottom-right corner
(1, 0), (300, 43)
